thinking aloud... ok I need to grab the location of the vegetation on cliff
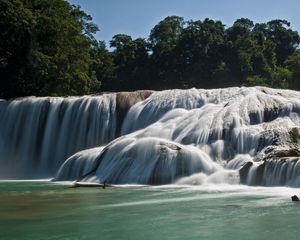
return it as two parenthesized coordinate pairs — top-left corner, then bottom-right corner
(1, 0), (300, 98)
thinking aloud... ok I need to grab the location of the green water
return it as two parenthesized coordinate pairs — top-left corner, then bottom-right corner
(0, 181), (300, 240)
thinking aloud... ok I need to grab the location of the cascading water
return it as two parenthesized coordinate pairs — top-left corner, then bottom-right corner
(0, 94), (116, 178)
(243, 147), (300, 187)
(56, 136), (220, 184)
(54, 87), (300, 186)
(2, 87), (300, 186)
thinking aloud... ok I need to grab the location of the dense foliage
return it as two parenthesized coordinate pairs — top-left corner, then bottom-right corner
(1, 0), (300, 98)
(0, 0), (99, 98)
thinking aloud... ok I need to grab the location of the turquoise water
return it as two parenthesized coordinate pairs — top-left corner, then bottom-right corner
(0, 181), (300, 240)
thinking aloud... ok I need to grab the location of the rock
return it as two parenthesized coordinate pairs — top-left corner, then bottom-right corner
(239, 162), (253, 184)
(239, 161), (266, 186)
(116, 90), (154, 136)
(291, 195), (300, 201)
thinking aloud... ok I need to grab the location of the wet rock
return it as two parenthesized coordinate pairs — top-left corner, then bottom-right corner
(259, 146), (300, 161)
(239, 161), (253, 184)
(291, 195), (300, 201)
(116, 90), (154, 136)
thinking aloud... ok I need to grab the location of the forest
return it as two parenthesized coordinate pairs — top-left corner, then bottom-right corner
(1, 0), (300, 98)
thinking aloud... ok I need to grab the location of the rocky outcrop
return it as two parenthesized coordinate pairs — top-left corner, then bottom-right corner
(239, 150), (300, 186)
(116, 90), (154, 136)
(255, 146), (300, 162)
(239, 161), (253, 184)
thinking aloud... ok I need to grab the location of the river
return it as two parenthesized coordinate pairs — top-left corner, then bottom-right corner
(0, 181), (299, 240)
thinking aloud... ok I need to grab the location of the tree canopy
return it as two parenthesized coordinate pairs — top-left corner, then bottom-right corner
(0, 0), (98, 98)
(1, 0), (300, 98)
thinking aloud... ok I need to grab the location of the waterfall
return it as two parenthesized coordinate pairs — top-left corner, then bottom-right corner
(55, 137), (220, 184)
(0, 94), (116, 178)
(244, 158), (300, 187)
(2, 87), (300, 186)
(55, 147), (105, 181)
(55, 87), (300, 186)
(122, 87), (300, 160)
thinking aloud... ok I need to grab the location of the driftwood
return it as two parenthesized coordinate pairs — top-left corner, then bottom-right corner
(70, 182), (111, 189)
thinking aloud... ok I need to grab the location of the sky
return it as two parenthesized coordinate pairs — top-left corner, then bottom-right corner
(67, 0), (300, 46)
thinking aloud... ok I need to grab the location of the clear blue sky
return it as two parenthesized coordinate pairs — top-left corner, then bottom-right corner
(68, 0), (300, 46)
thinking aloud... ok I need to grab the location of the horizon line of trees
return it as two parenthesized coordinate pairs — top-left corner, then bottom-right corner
(1, 0), (300, 99)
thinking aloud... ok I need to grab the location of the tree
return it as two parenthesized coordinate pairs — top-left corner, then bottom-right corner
(149, 16), (184, 88)
(0, 0), (99, 98)
(89, 41), (115, 92)
(2, 9), (300, 97)
(0, 0), (34, 98)
(266, 20), (300, 65)
(176, 18), (226, 88)
(284, 50), (300, 89)
(225, 18), (283, 87)
(225, 18), (256, 85)
(107, 34), (150, 91)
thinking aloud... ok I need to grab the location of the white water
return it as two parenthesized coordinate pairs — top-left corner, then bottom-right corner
(0, 95), (116, 178)
(246, 159), (300, 186)
(57, 137), (221, 184)
(56, 87), (300, 186)
(54, 146), (104, 181)
(2, 87), (300, 185)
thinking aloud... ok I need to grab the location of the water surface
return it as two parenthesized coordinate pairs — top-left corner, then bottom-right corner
(0, 181), (299, 240)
